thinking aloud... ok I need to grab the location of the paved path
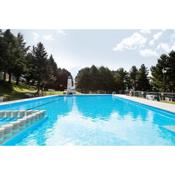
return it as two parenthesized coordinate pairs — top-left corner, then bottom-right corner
(115, 94), (175, 113)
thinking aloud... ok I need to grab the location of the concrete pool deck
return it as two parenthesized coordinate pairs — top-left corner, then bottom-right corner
(115, 94), (175, 113)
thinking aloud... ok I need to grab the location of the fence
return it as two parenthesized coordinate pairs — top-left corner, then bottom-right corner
(124, 90), (175, 102)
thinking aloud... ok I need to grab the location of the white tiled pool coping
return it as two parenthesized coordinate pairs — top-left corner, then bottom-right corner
(0, 94), (61, 106)
(0, 94), (110, 106)
(114, 94), (175, 113)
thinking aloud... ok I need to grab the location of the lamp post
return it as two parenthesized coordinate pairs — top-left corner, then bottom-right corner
(162, 68), (167, 92)
(162, 68), (167, 101)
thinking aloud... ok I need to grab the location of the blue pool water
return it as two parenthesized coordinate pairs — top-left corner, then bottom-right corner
(0, 117), (18, 126)
(1, 95), (175, 146)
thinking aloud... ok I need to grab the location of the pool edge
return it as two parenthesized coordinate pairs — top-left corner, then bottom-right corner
(114, 94), (175, 115)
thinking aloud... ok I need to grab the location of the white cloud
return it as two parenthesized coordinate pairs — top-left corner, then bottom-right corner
(153, 32), (162, 40)
(112, 30), (175, 58)
(43, 34), (54, 41)
(170, 42), (175, 51)
(113, 32), (147, 51)
(56, 30), (66, 35)
(140, 49), (158, 57)
(55, 56), (78, 70)
(32, 32), (40, 43)
(149, 40), (154, 46)
(32, 32), (54, 43)
(140, 29), (151, 34)
(156, 43), (170, 52)
(149, 31), (162, 45)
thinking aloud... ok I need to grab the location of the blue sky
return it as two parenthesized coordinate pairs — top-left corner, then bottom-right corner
(12, 29), (175, 77)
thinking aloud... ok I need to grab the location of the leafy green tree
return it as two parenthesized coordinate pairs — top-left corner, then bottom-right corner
(0, 29), (5, 72)
(43, 55), (71, 91)
(113, 68), (128, 93)
(89, 65), (100, 90)
(1, 29), (16, 82)
(13, 33), (29, 85)
(167, 51), (175, 91)
(0, 30), (73, 95)
(32, 42), (49, 93)
(55, 68), (72, 91)
(24, 52), (36, 85)
(76, 65), (116, 93)
(48, 55), (58, 79)
(137, 64), (150, 91)
(75, 67), (91, 91)
(151, 51), (175, 92)
(98, 66), (115, 92)
(129, 66), (138, 90)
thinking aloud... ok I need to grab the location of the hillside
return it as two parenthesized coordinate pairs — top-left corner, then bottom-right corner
(0, 81), (66, 102)
(0, 81), (37, 101)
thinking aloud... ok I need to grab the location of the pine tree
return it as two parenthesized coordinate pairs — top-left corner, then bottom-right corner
(32, 42), (48, 94)
(151, 51), (175, 92)
(129, 66), (138, 90)
(113, 68), (128, 93)
(2, 29), (16, 82)
(137, 64), (150, 91)
(13, 33), (29, 85)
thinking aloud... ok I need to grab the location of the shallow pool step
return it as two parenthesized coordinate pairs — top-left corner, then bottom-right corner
(163, 125), (175, 133)
(0, 110), (40, 118)
(0, 110), (46, 144)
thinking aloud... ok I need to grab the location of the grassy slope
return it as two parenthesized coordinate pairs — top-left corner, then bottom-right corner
(0, 81), (64, 101)
(0, 81), (36, 101)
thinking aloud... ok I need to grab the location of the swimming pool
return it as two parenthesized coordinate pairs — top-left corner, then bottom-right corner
(1, 95), (175, 145)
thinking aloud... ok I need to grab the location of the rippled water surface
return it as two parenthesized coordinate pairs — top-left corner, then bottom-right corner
(2, 95), (175, 145)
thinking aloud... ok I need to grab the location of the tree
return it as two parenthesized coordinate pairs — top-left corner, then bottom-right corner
(167, 51), (175, 91)
(76, 65), (116, 93)
(0, 30), (29, 84)
(13, 33), (29, 85)
(137, 64), (150, 91)
(98, 66), (115, 92)
(47, 54), (58, 82)
(0, 29), (5, 72)
(113, 68), (128, 93)
(129, 66), (138, 90)
(24, 52), (36, 85)
(75, 67), (91, 91)
(0, 29), (73, 95)
(89, 65), (100, 90)
(151, 51), (175, 92)
(32, 42), (49, 94)
(1, 29), (16, 82)
(55, 68), (72, 91)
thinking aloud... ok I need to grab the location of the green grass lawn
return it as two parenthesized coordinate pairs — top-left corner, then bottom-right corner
(44, 91), (81, 95)
(0, 81), (66, 102)
(44, 91), (64, 95)
(0, 81), (37, 101)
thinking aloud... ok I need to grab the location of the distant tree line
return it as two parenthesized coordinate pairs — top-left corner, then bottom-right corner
(0, 29), (72, 94)
(76, 51), (175, 93)
(1, 29), (175, 94)
(75, 64), (150, 93)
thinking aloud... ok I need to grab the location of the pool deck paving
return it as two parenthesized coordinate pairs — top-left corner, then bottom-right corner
(115, 94), (175, 113)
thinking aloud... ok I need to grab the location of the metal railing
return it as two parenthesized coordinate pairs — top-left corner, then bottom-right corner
(124, 90), (175, 102)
